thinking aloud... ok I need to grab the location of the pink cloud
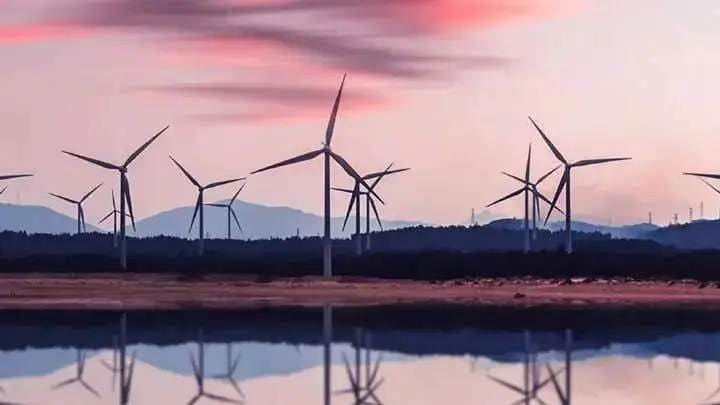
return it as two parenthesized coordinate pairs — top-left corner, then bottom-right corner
(0, 22), (87, 44)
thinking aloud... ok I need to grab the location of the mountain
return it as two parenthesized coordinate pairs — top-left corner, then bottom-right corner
(0, 203), (101, 234)
(547, 220), (659, 239)
(646, 219), (720, 249)
(127, 199), (425, 240)
(485, 218), (659, 239)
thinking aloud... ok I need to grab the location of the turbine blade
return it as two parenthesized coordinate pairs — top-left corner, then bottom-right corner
(368, 163), (394, 190)
(528, 116), (567, 164)
(341, 187), (357, 231)
(63, 151), (120, 170)
(112, 189), (116, 211)
(700, 178), (720, 195)
(0, 186), (7, 196)
(365, 167), (410, 181)
(571, 157), (631, 167)
(80, 183), (103, 203)
(205, 177), (245, 190)
(206, 203), (227, 208)
(230, 208), (243, 233)
(487, 375), (526, 395)
(0, 174), (32, 181)
(230, 183), (246, 205)
(525, 143), (531, 182)
(189, 194), (201, 233)
(169, 156), (201, 188)
(544, 169), (568, 225)
(536, 165), (561, 185)
(369, 197), (383, 230)
(329, 151), (384, 204)
(124, 125), (169, 168)
(49, 193), (78, 204)
(502, 171), (528, 185)
(99, 211), (114, 224)
(332, 187), (355, 193)
(325, 73), (346, 145)
(536, 189), (564, 215)
(684, 172), (720, 181)
(251, 149), (323, 175)
(122, 175), (136, 231)
(486, 188), (525, 208)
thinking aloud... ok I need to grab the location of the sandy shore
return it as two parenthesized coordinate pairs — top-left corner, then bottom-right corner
(0, 274), (718, 310)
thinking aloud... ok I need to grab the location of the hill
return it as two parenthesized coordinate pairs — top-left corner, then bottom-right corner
(127, 199), (423, 239)
(0, 203), (101, 234)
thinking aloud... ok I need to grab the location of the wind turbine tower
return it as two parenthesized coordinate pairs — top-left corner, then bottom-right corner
(530, 116), (631, 254)
(64, 125), (170, 269)
(252, 75), (379, 277)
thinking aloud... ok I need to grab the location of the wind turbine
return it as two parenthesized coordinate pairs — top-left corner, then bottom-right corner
(99, 190), (133, 248)
(63, 125), (170, 269)
(335, 164), (410, 255)
(335, 329), (384, 405)
(529, 116), (631, 254)
(487, 331), (553, 405)
(251, 75), (379, 277)
(211, 343), (244, 399)
(51, 350), (100, 398)
(207, 184), (246, 240)
(49, 183), (103, 234)
(187, 329), (242, 405)
(169, 156), (244, 256)
(493, 145), (562, 246)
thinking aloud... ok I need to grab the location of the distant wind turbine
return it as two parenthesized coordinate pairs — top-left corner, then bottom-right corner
(499, 154), (562, 241)
(169, 156), (244, 255)
(207, 184), (246, 240)
(335, 163), (410, 255)
(489, 145), (561, 252)
(529, 116), (631, 254)
(49, 183), (103, 234)
(51, 350), (100, 398)
(251, 75), (379, 277)
(63, 125), (170, 269)
(99, 190), (133, 248)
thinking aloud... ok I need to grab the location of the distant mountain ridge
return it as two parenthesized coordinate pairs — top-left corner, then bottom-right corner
(486, 218), (659, 239)
(127, 199), (423, 240)
(0, 202), (101, 234)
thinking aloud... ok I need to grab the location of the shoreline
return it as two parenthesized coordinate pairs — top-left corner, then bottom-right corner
(0, 273), (718, 310)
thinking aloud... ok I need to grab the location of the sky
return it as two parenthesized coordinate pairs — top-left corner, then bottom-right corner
(2, 0), (720, 227)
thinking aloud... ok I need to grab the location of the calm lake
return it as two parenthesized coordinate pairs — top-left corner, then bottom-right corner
(0, 306), (717, 404)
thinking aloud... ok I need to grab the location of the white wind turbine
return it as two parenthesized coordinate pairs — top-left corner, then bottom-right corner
(207, 184), (246, 240)
(63, 125), (170, 269)
(334, 163), (409, 255)
(529, 116), (631, 254)
(487, 144), (560, 252)
(251, 75), (379, 277)
(99, 190), (133, 248)
(49, 183), (103, 234)
(169, 156), (245, 256)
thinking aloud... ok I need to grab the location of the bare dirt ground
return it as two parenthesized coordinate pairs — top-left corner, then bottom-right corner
(0, 274), (720, 310)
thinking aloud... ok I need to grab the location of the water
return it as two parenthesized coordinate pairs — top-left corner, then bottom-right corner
(0, 306), (718, 404)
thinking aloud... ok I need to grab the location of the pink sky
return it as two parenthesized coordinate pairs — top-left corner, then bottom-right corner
(1, 0), (719, 227)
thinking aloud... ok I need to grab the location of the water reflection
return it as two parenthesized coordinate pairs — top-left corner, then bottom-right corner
(51, 349), (100, 398)
(4, 307), (720, 404)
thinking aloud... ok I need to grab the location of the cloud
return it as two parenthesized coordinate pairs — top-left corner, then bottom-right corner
(7, 0), (555, 122)
(0, 22), (86, 43)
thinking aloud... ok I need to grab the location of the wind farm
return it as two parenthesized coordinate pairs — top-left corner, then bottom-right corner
(6, 2), (720, 404)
